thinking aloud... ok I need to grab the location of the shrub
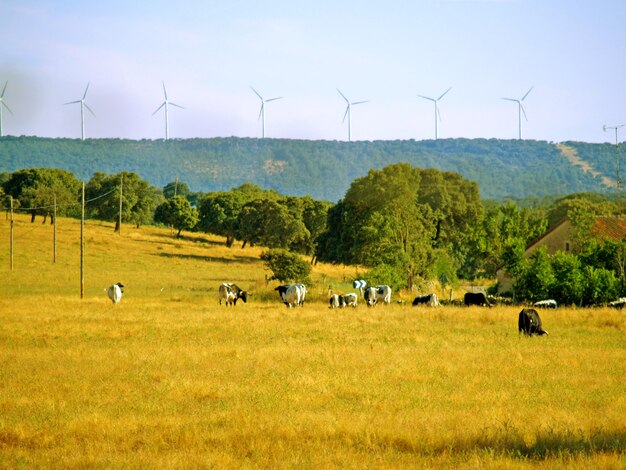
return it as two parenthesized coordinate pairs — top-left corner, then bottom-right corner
(260, 249), (311, 284)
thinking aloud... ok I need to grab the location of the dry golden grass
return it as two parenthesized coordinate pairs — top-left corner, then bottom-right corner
(0, 214), (624, 469)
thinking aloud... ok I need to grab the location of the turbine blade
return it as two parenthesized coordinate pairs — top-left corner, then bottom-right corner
(265, 97), (283, 102)
(337, 88), (349, 103)
(2, 102), (14, 115)
(169, 102), (185, 109)
(250, 86), (263, 100)
(437, 87), (452, 101)
(258, 103), (264, 121)
(1, 81), (7, 98)
(64, 100), (81, 105)
(84, 103), (96, 117)
(436, 104), (442, 122)
(501, 97), (518, 103)
(162, 82), (168, 100)
(351, 100), (369, 105)
(417, 94), (435, 102)
(522, 86), (534, 101)
(152, 102), (165, 115)
(342, 106), (349, 123)
(520, 104), (528, 121)
(83, 82), (90, 100)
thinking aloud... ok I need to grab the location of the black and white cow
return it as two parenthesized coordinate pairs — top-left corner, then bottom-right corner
(412, 293), (439, 307)
(518, 308), (549, 336)
(107, 282), (124, 304)
(534, 299), (557, 309)
(609, 297), (626, 309)
(364, 285), (392, 307)
(464, 292), (491, 307)
(329, 294), (344, 308)
(342, 293), (358, 308)
(275, 284), (306, 308)
(218, 283), (249, 306)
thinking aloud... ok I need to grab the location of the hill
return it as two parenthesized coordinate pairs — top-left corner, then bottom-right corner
(0, 136), (615, 200)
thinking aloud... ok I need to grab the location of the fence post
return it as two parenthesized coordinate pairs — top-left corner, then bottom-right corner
(80, 183), (85, 299)
(9, 196), (14, 271)
(53, 194), (57, 263)
(118, 173), (123, 235)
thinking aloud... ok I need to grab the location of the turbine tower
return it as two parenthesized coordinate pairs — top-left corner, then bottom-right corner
(251, 87), (283, 138)
(64, 82), (95, 140)
(152, 82), (185, 140)
(603, 124), (625, 189)
(337, 89), (369, 142)
(417, 87), (452, 140)
(0, 81), (13, 137)
(502, 86), (534, 140)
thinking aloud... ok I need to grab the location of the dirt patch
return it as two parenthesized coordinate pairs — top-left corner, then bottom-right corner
(557, 143), (615, 187)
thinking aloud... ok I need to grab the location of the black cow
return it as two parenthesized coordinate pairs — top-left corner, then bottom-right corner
(518, 308), (548, 336)
(412, 293), (439, 306)
(464, 292), (491, 307)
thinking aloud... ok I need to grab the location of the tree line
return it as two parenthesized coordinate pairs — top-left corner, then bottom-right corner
(1, 165), (625, 304)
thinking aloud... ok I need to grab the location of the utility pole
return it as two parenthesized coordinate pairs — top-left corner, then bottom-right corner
(604, 124), (624, 189)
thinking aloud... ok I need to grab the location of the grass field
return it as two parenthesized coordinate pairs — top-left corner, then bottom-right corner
(0, 215), (624, 468)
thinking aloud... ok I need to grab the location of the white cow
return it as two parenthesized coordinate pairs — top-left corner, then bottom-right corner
(364, 285), (392, 307)
(533, 299), (557, 309)
(275, 284), (306, 308)
(107, 282), (124, 304)
(219, 283), (249, 306)
(329, 294), (343, 308)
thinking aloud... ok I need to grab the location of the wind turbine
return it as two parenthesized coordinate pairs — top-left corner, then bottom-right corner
(0, 81), (13, 137)
(417, 87), (452, 140)
(152, 82), (185, 140)
(251, 87), (283, 138)
(64, 82), (95, 140)
(337, 89), (369, 142)
(502, 86), (534, 140)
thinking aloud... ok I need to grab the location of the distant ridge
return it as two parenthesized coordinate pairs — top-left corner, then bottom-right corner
(0, 136), (616, 201)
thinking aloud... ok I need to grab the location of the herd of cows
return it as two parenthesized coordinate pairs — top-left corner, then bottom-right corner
(214, 282), (551, 337)
(104, 279), (624, 338)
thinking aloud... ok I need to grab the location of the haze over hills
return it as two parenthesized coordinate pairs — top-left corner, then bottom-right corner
(0, 136), (619, 201)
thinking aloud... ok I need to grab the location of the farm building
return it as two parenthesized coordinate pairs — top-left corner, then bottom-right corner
(496, 216), (626, 293)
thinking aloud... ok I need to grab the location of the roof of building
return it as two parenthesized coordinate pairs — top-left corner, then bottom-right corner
(591, 216), (626, 241)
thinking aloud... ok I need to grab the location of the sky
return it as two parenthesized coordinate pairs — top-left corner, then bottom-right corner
(1, 0), (625, 143)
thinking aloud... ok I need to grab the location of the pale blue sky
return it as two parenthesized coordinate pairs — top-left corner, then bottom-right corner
(2, 0), (625, 142)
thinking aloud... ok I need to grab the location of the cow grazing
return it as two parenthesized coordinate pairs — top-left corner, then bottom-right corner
(342, 293), (358, 308)
(534, 299), (557, 309)
(518, 308), (549, 336)
(275, 284), (306, 308)
(364, 285), (392, 307)
(329, 294), (344, 309)
(464, 292), (491, 307)
(219, 283), (249, 306)
(609, 297), (626, 309)
(412, 293), (439, 307)
(107, 282), (124, 304)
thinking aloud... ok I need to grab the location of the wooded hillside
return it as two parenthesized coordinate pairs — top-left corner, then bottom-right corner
(0, 136), (613, 201)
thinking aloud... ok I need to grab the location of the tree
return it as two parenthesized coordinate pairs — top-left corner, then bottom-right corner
(236, 198), (308, 250)
(197, 184), (278, 247)
(260, 249), (311, 284)
(154, 195), (199, 238)
(85, 171), (163, 231)
(2, 168), (82, 223)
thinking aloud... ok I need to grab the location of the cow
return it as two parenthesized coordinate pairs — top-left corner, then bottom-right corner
(412, 293), (439, 307)
(218, 283), (249, 306)
(275, 284), (306, 308)
(534, 299), (557, 309)
(608, 298), (626, 309)
(364, 287), (378, 307)
(464, 292), (491, 307)
(364, 285), (392, 307)
(329, 294), (344, 309)
(107, 282), (124, 304)
(518, 308), (549, 336)
(342, 293), (358, 308)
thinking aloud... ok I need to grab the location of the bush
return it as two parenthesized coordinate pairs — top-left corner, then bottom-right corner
(260, 249), (311, 284)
